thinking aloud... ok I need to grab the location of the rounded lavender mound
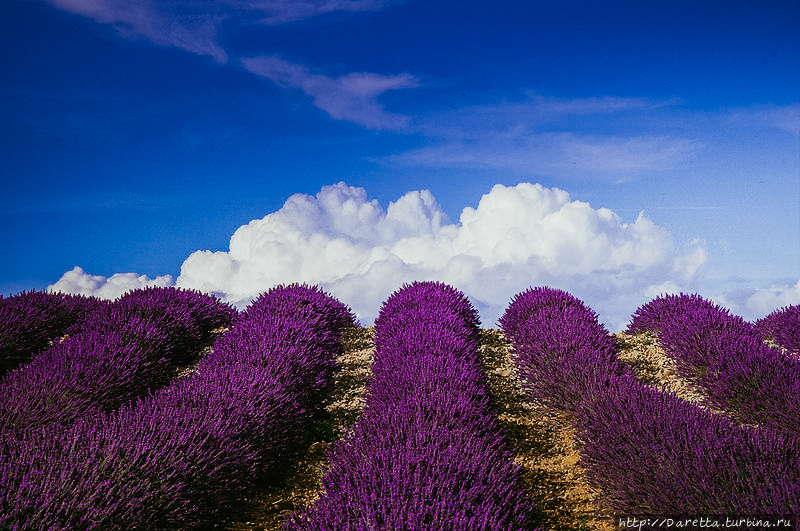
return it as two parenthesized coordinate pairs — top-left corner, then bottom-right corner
(500, 286), (631, 413)
(0, 283), (355, 530)
(502, 286), (800, 514)
(0, 287), (236, 445)
(629, 293), (800, 435)
(755, 304), (800, 356)
(0, 290), (106, 375)
(287, 281), (541, 531)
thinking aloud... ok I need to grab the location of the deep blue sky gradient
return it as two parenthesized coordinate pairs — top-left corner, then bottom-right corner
(1, 0), (798, 318)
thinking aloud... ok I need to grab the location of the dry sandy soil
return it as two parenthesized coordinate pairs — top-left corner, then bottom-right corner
(220, 327), (714, 531)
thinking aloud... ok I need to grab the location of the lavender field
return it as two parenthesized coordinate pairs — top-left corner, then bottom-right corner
(0, 284), (798, 530)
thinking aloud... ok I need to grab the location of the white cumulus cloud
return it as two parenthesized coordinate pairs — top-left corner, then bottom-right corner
(717, 279), (800, 322)
(48, 266), (173, 300)
(175, 182), (707, 330)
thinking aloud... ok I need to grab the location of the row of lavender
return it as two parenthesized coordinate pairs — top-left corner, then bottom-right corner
(287, 281), (541, 530)
(754, 303), (800, 356)
(2, 285), (797, 523)
(0, 291), (106, 375)
(4, 288), (795, 381)
(628, 294), (800, 434)
(0, 287), (236, 449)
(500, 287), (799, 514)
(1, 284), (356, 529)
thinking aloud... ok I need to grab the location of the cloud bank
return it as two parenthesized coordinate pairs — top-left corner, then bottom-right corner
(48, 266), (173, 300)
(171, 182), (705, 330)
(718, 279), (800, 321)
(49, 182), (800, 329)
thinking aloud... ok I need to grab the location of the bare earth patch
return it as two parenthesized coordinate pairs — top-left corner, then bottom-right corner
(613, 331), (710, 406)
(479, 329), (614, 531)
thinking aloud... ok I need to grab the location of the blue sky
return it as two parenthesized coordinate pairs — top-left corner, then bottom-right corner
(2, 0), (799, 329)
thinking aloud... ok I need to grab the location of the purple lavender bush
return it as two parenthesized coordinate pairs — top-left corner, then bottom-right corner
(0, 290), (105, 375)
(112, 286), (236, 365)
(240, 282), (358, 332)
(374, 281), (481, 334)
(755, 304), (800, 356)
(1, 365), (304, 530)
(0, 283), (355, 530)
(232, 283), (358, 411)
(502, 287), (800, 515)
(286, 281), (541, 531)
(629, 294), (800, 435)
(0, 317), (175, 445)
(499, 287), (632, 412)
(0, 287), (235, 446)
(499, 286), (592, 342)
(625, 292), (737, 336)
(575, 375), (800, 513)
(372, 283), (481, 361)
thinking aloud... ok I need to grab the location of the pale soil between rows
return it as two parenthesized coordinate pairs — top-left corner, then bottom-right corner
(220, 328), (714, 531)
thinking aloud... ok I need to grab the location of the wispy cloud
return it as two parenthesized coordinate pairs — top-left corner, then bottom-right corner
(43, 0), (398, 63)
(382, 94), (702, 177)
(243, 0), (396, 25)
(773, 105), (800, 136)
(242, 55), (419, 130)
(411, 93), (674, 136)
(388, 131), (702, 177)
(554, 134), (703, 173)
(45, 0), (228, 62)
(728, 103), (800, 136)
(42, 0), (416, 130)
